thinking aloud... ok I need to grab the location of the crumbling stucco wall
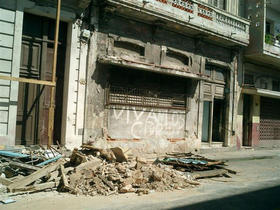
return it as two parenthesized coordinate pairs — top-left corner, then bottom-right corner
(84, 12), (237, 154)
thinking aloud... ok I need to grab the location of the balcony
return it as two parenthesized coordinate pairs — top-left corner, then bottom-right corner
(245, 0), (280, 67)
(264, 34), (280, 59)
(104, 0), (250, 47)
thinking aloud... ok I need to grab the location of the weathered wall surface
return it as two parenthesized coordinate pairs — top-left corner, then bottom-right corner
(0, 2), (23, 145)
(61, 21), (88, 149)
(108, 108), (185, 140)
(84, 10), (237, 154)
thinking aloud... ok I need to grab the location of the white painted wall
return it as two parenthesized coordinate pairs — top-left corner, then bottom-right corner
(61, 21), (88, 149)
(0, 1), (23, 145)
(0, 0), (87, 147)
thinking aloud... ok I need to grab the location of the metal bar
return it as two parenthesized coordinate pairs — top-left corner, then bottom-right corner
(108, 102), (186, 110)
(22, 35), (62, 45)
(0, 75), (55, 86)
(0, 151), (29, 158)
(36, 155), (62, 167)
(48, 0), (61, 147)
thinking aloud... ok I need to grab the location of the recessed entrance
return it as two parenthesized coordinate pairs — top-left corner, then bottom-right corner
(202, 101), (211, 142)
(15, 13), (68, 145)
(212, 98), (225, 142)
(242, 94), (252, 146)
(202, 98), (225, 143)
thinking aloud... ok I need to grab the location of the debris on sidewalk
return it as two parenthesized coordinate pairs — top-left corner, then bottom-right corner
(160, 152), (236, 176)
(0, 198), (16, 204)
(0, 144), (236, 197)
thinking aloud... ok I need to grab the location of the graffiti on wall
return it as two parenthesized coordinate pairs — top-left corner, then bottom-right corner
(108, 107), (185, 139)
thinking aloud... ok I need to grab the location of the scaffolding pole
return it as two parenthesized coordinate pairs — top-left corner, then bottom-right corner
(0, 75), (55, 86)
(48, 0), (61, 147)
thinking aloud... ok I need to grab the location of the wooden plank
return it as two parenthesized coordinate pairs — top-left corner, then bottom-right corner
(13, 181), (60, 193)
(0, 73), (11, 85)
(0, 8), (15, 22)
(0, 75), (56, 86)
(0, 176), (13, 186)
(0, 46), (12, 60)
(0, 34), (13, 48)
(0, 110), (8, 123)
(0, 123), (8, 135)
(192, 169), (228, 179)
(0, 60), (12, 73)
(60, 164), (76, 192)
(215, 165), (237, 174)
(0, 21), (14, 35)
(9, 161), (41, 171)
(0, 86), (10, 98)
(47, 171), (59, 182)
(60, 164), (69, 187)
(8, 159), (64, 191)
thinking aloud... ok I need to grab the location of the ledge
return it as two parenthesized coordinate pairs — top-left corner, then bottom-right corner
(105, 0), (250, 46)
(242, 87), (280, 99)
(98, 55), (212, 81)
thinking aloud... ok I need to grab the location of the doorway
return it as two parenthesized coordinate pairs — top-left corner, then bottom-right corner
(202, 98), (225, 143)
(212, 98), (225, 142)
(202, 101), (211, 142)
(16, 13), (67, 145)
(242, 94), (252, 146)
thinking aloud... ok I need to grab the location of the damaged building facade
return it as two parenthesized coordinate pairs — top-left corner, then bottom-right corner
(84, 0), (250, 153)
(239, 0), (280, 148)
(0, 0), (91, 147)
(0, 0), (253, 153)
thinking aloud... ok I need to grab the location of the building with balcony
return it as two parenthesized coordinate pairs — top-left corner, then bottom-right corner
(83, 0), (250, 153)
(0, 0), (251, 153)
(240, 0), (280, 148)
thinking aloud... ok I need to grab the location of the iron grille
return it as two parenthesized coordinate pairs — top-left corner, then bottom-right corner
(107, 86), (187, 110)
(260, 97), (280, 140)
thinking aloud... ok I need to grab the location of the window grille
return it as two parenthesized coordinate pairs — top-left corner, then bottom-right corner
(107, 85), (188, 110)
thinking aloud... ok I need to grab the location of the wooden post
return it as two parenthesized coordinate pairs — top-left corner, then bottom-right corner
(48, 0), (61, 147)
(0, 75), (55, 86)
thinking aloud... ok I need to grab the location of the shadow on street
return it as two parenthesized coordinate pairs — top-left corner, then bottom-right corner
(170, 185), (280, 210)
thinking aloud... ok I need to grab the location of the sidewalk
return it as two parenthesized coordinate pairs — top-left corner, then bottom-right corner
(1, 148), (280, 210)
(201, 148), (280, 162)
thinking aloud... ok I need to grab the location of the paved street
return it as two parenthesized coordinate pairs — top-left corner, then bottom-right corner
(1, 148), (280, 210)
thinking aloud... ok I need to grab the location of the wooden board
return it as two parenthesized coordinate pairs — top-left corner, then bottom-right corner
(8, 159), (64, 192)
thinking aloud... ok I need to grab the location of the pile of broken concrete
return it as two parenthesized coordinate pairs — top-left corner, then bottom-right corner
(0, 144), (234, 196)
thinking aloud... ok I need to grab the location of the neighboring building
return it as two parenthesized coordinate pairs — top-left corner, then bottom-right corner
(0, 0), (90, 148)
(84, 0), (250, 153)
(0, 0), (252, 153)
(240, 0), (280, 148)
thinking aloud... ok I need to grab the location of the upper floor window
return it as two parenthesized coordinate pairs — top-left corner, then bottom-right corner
(266, 21), (273, 35)
(205, 64), (226, 82)
(208, 0), (226, 10)
(272, 80), (280, 91)
(244, 74), (254, 86)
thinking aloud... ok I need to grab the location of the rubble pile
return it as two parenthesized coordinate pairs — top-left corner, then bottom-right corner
(67, 159), (198, 196)
(0, 144), (235, 196)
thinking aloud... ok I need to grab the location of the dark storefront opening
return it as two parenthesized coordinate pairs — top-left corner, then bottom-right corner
(212, 98), (225, 142)
(260, 97), (280, 141)
(202, 101), (211, 142)
(243, 94), (252, 146)
(104, 67), (195, 140)
(16, 13), (67, 145)
(106, 67), (192, 110)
